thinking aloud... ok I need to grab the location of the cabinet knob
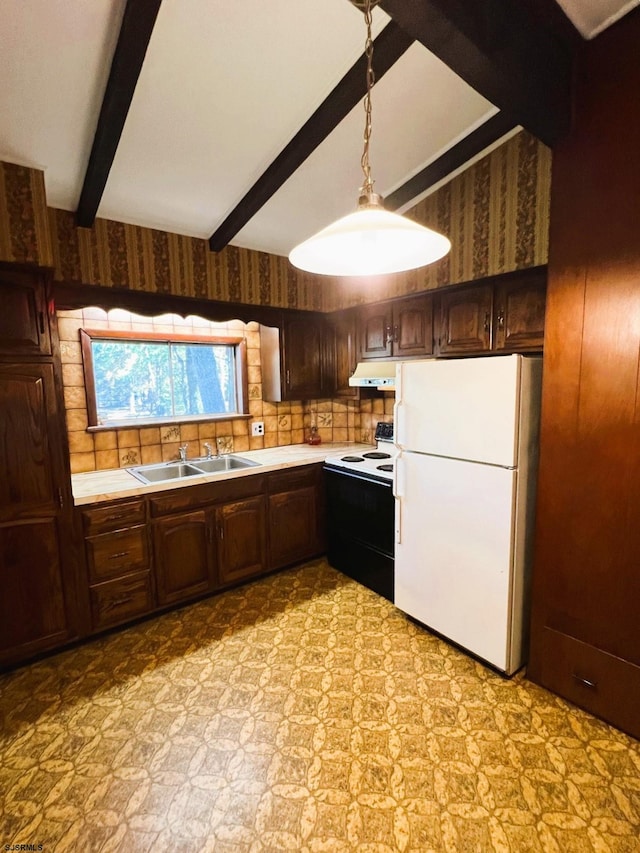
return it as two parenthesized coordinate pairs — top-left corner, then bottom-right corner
(497, 309), (505, 330)
(483, 312), (490, 333)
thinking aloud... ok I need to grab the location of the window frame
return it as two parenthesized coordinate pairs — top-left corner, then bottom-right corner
(80, 328), (249, 431)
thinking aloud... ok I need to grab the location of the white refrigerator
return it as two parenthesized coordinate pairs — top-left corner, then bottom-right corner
(393, 354), (542, 675)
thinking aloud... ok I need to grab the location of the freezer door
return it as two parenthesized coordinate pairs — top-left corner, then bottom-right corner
(395, 452), (523, 673)
(395, 355), (523, 467)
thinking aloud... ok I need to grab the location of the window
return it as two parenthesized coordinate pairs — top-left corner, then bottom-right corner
(80, 330), (247, 428)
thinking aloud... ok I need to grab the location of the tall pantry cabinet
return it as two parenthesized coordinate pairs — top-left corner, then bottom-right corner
(528, 15), (640, 739)
(0, 265), (78, 668)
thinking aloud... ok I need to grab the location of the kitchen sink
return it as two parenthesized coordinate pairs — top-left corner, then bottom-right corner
(191, 455), (260, 473)
(128, 455), (260, 484)
(128, 461), (204, 484)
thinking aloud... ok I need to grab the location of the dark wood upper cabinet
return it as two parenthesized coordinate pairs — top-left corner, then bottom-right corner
(261, 313), (333, 400)
(328, 308), (359, 398)
(359, 303), (393, 359)
(438, 284), (493, 355)
(494, 272), (546, 351)
(0, 267), (51, 357)
(393, 295), (434, 358)
(282, 314), (332, 399)
(359, 294), (433, 360)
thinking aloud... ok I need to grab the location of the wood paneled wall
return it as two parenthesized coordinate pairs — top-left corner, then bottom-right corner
(529, 10), (640, 738)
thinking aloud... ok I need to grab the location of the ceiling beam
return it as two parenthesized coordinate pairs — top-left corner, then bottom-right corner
(379, 0), (573, 146)
(76, 0), (162, 228)
(209, 21), (413, 253)
(385, 111), (517, 210)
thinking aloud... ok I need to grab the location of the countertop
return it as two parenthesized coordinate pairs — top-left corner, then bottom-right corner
(71, 442), (373, 506)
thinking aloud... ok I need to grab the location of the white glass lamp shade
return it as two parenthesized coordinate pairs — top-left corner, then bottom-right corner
(289, 204), (451, 277)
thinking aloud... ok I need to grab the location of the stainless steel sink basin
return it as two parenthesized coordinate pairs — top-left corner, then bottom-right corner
(192, 455), (260, 473)
(128, 462), (204, 484)
(128, 455), (260, 484)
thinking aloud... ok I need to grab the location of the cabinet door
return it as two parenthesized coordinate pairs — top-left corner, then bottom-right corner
(438, 285), (492, 354)
(283, 315), (326, 399)
(393, 295), (433, 357)
(0, 518), (69, 665)
(0, 268), (51, 356)
(329, 309), (359, 398)
(216, 496), (267, 586)
(154, 510), (215, 605)
(268, 486), (321, 569)
(494, 276), (546, 351)
(359, 303), (393, 359)
(0, 363), (63, 523)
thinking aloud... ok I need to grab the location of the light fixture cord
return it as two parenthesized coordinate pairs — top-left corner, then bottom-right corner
(360, 0), (375, 197)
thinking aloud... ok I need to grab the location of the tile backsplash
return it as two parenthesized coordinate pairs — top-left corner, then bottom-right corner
(59, 307), (394, 474)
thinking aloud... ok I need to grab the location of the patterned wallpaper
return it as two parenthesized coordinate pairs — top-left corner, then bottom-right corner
(0, 129), (550, 314)
(328, 130), (552, 309)
(0, 162), (54, 267)
(49, 208), (327, 312)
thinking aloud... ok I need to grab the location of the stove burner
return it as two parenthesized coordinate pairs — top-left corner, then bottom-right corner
(377, 463), (394, 472)
(363, 451), (391, 460)
(341, 455), (364, 462)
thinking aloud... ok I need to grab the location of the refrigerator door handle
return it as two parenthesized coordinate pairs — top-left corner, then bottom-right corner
(393, 453), (404, 545)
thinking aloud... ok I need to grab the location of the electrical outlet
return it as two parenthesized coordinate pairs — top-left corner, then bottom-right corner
(251, 421), (265, 436)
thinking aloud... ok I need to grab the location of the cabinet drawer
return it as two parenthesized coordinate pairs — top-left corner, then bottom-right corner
(268, 465), (319, 493)
(82, 500), (146, 534)
(529, 626), (640, 740)
(85, 525), (149, 583)
(89, 571), (154, 631)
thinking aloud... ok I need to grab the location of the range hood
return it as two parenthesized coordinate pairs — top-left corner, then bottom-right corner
(348, 361), (397, 389)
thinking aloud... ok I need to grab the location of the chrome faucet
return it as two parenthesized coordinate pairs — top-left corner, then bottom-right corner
(203, 442), (215, 459)
(178, 443), (188, 462)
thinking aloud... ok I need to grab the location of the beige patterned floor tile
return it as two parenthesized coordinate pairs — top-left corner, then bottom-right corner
(1, 560), (639, 852)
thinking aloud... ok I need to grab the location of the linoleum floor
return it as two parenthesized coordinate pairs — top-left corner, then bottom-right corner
(1, 560), (639, 852)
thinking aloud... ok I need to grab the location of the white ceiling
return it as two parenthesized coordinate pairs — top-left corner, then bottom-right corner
(0, 0), (635, 260)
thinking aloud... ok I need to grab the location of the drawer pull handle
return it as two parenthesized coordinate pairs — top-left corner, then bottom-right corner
(105, 595), (133, 611)
(108, 550), (130, 560)
(572, 673), (598, 690)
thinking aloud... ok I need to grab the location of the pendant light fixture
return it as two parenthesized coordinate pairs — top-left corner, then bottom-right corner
(289, 0), (451, 277)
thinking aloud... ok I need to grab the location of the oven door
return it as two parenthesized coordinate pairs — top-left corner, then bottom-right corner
(324, 465), (395, 601)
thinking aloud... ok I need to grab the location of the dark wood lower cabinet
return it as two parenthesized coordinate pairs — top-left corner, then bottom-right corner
(0, 519), (70, 664)
(268, 487), (321, 568)
(89, 572), (154, 631)
(153, 510), (216, 605)
(216, 496), (267, 586)
(4, 464), (324, 668)
(267, 466), (324, 569)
